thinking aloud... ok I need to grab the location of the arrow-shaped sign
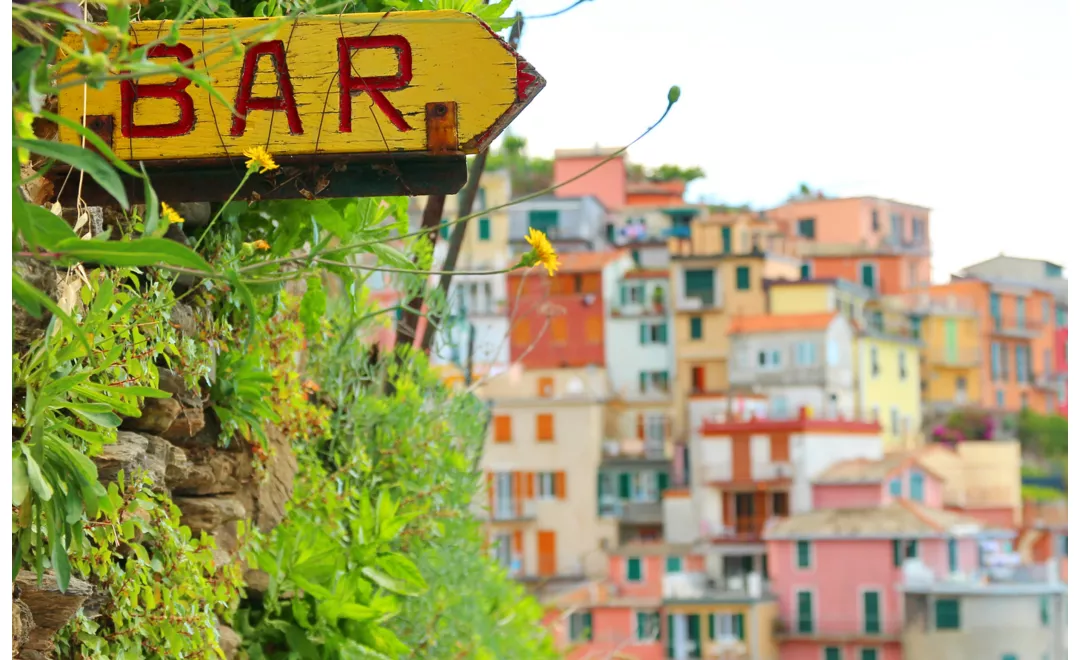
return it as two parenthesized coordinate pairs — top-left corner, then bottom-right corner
(56, 10), (545, 164)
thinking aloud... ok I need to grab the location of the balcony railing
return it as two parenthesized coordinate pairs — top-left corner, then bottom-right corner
(1032, 371), (1066, 390)
(663, 572), (769, 601)
(990, 316), (1043, 336)
(677, 293), (718, 311)
(598, 497), (664, 524)
(925, 348), (982, 367)
(611, 301), (667, 317)
(729, 366), (827, 387)
(773, 618), (900, 640)
(491, 499), (538, 522)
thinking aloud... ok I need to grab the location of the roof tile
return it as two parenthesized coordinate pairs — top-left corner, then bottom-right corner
(729, 313), (838, 334)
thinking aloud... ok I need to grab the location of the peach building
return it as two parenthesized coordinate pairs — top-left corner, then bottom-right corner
(553, 146), (628, 210)
(908, 440), (1022, 527)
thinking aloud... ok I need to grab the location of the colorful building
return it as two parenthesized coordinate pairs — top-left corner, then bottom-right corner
(509, 194), (613, 253)
(768, 196), (932, 293)
(924, 277), (1057, 414)
(507, 250), (633, 370)
(479, 367), (617, 579)
(911, 440), (1022, 527)
(854, 298), (924, 449)
(765, 453), (1006, 660)
(552, 146), (628, 211)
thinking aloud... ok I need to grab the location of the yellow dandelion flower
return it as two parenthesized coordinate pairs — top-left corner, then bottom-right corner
(243, 146), (278, 173)
(524, 227), (560, 276)
(161, 202), (184, 224)
(252, 239), (271, 251)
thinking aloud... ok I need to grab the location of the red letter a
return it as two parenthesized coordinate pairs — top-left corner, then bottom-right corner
(231, 40), (303, 136)
(120, 44), (196, 138)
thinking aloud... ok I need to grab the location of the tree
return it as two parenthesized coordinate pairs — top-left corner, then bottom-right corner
(647, 164), (705, 183)
(485, 134), (555, 195)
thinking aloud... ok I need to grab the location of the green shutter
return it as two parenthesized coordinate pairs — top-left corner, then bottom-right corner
(665, 615), (675, 658)
(892, 540), (903, 567)
(690, 316), (702, 339)
(583, 612), (592, 641)
(948, 539), (958, 573)
(736, 266), (750, 290)
(863, 591), (881, 633)
(721, 226), (732, 253)
(640, 323), (648, 344)
(478, 217), (491, 240)
(620, 286), (629, 305)
(862, 263), (875, 290)
(1041, 596), (1050, 625)
(639, 372), (648, 393)
(666, 555), (681, 573)
(825, 648), (841, 660)
(687, 615), (701, 658)
(618, 473), (632, 499)
(636, 612), (646, 639)
(708, 612), (715, 640)
(860, 650), (878, 660)
(945, 319), (958, 363)
(528, 209), (559, 233)
(658, 472), (669, 494)
(440, 220), (450, 239)
(797, 540), (811, 568)
(734, 613), (745, 640)
(797, 591), (813, 633)
(658, 323), (668, 344)
(934, 598), (960, 630)
(800, 263), (811, 280)
(907, 540), (919, 559)
(627, 557), (642, 581)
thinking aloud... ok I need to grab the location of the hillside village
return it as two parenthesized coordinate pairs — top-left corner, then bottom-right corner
(390, 146), (1069, 660)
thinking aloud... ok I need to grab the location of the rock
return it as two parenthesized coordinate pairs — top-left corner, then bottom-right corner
(13, 260), (59, 354)
(169, 303), (200, 339)
(217, 623), (242, 659)
(174, 202), (212, 228)
(161, 406), (207, 441)
(121, 396), (181, 435)
(243, 568), (270, 596)
(16, 570), (93, 654)
(173, 496), (247, 537)
(13, 598), (34, 652)
(94, 431), (187, 491)
(253, 425), (298, 532)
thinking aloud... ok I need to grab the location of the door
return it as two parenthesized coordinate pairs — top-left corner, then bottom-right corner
(537, 530), (557, 576)
(691, 366), (706, 393)
(944, 319), (958, 363)
(861, 263), (876, 291)
(494, 473), (513, 519)
(721, 226), (732, 254)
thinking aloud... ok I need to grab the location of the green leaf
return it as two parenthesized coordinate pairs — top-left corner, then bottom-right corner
(299, 276), (326, 336)
(36, 110), (142, 178)
(362, 563), (425, 597)
(13, 453), (30, 504)
(64, 403), (123, 428)
(13, 138), (130, 208)
(52, 237), (213, 273)
(13, 195), (78, 250)
(376, 553), (427, 594)
(22, 446), (54, 501)
(285, 625), (320, 655)
(366, 243), (415, 271)
(51, 531), (72, 593)
(140, 163), (161, 237)
(12, 273), (94, 357)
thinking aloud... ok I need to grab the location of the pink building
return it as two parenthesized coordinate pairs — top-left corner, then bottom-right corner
(1054, 326), (1067, 416)
(765, 454), (1000, 660)
(553, 147), (628, 210)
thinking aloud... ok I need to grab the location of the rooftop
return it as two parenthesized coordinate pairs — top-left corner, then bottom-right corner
(554, 146), (624, 159)
(610, 541), (697, 557)
(700, 411), (881, 436)
(773, 195), (932, 211)
(814, 454), (945, 485)
(764, 499), (994, 539)
(623, 268), (669, 280)
(728, 312), (838, 335)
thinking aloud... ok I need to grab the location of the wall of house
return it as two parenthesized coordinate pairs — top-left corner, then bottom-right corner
(566, 606), (665, 660)
(901, 592), (1066, 660)
(662, 491), (695, 543)
(809, 254), (910, 296)
(813, 483), (883, 509)
(915, 441), (1021, 525)
(921, 311), (983, 408)
(779, 641), (902, 660)
(768, 282), (833, 314)
(552, 152), (627, 210)
(790, 430), (885, 514)
(606, 277), (675, 400)
(856, 336), (923, 449)
(509, 196), (610, 248)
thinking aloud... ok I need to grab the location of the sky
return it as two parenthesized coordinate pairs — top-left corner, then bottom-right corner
(503, 0), (1078, 283)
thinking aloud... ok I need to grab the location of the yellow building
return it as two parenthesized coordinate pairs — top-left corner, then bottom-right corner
(413, 167), (514, 269)
(890, 292), (983, 412)
(477, 366), (617, 580)
(667, 213), (802, 439)
(665, 598), (779, 660)
(909, 439), (1022, 526)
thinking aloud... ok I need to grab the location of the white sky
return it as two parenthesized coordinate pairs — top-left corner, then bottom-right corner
(505, 0), (1079, 283)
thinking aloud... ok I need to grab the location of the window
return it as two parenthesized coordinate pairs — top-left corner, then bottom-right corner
(537, 472), (556, 499)
(871, 210), (880, 232)
(1017, 296), (1027, 327)
(796, 591), (814, 633)
(626, 557), (643, 582)
(800, 263), (813, 280)
(632, 471), (658, 502)
(948, 538), (958, 573)
(890, 213), (903, 240)
(721, 226), (733, 253)
(528, 209), (559, 234)
(691, 365), (706, 393)
(1040, 596), (1050, 625)
(537, 376), (555, 397)
(893, 539), (918, 566)
(1043, 299), (1051, 322)
(512, 319), (530, 346)
(860, 650), (879, 660)
(824, 648), (841, 660)
(536, 413), (554, 442)
(796, 540), (812, 569)
(996, 390), (1005, 408)
(585, 316), (602, 344)
(827, 341), (839, 365)
(863, 591), (881, 634)
(684, 269), (715, 306)
(621, 283), (645, 304)
(635, 611), (660, 641)
(888, 478), (902, 497)
(494, 415), (512, 443)
(709, 613), (745, 641)
(861, 262), (877, 291)
(991, 342), (1001, 379)
(795, 341), (818, 366)
(478, 217), (491, 241)
(797, 217), (816, 238)
(909, 471), (924, 502)
(890, 407), (899, 436)
(934, 598), (960, 630)
(665, 556), (682, 573)
(639, 370), (670, 394)
(1016, 345), (1029, 383)
(1056, 306), (1067, 327)
(899, 352), (907, 380)
(568, 611), (592, 642)
(735, 265), (752, 291)
(690, 316), (703, 340)
(1059, 533), (1068, 557)
(640, 322), (668, 344)
(1001, 655), (1017, 660)
(870, 347), (880, 377)
(758, 349), (782, 370)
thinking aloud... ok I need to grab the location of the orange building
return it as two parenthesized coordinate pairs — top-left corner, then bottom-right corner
(625, 179), (687, 207)
(507, 251), (633, 369)
(769, 196), (932, 294)
(552, 147), (627, 210)
(925, 277), (1057, 413)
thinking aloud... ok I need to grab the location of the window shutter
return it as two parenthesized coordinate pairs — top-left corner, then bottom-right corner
(687, 614), (701, 652)
(707, 613), (715, 640)
(618, 473), (632, 499)
(665, 615), (675, 658)
(597, 473), (604, 515)
(620, 286), (628, 305)
(555, 471), (566, 499)
(640, 323), (648, 345)
(658, 323), (668, 344)
(734, 613), (745, 640)
(657, 472), (669, 494)
(525, 472), (535, 499)
(893, 539), (903, 567)
(513, 530), (523, 554)
(486, 472), (493, 513)
(637, 414), (645, 440)
(627, 557), (642, 581)
(583, 612), (593, 641)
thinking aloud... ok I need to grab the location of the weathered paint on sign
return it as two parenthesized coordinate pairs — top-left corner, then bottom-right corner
(57, 11), (544, 162)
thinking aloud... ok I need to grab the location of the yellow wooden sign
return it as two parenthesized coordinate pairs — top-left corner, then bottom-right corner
(56, 11), (544, 163)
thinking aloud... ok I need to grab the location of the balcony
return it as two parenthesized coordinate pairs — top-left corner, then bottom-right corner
(1032, 371), (1065, 391)
(729, 366), (827, 388)
(773, 618), (900, 643)
(611, 301), (667, 318)
(601, 438), (669, 463)
(700, 462), (793, 484)
(598, 496), (664, 525)
(676, 294), (718, 312)
(490, 499), (538, 522)
(925, 347), (982, 368)
(990, 316), (1043, 337)
(663, 571), (769, 602)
